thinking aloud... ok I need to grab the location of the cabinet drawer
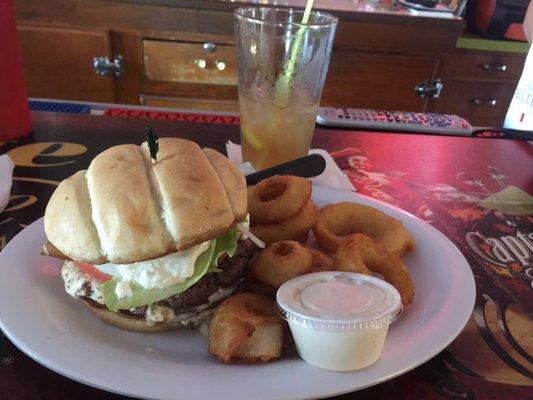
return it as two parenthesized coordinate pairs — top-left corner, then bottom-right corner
(447, 51), (525, 81)
(143, 40), (236, 85)
(436, 80), (515, 126)
(140, 94), (238, 113)
(322, 52), (439, 112)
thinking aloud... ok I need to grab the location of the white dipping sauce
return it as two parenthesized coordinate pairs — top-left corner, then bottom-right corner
(276, 272), (402, 371)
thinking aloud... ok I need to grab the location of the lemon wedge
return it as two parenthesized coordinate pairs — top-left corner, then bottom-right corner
(242, 129), (263, 150)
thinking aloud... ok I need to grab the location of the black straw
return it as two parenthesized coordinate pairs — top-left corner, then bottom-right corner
(245, 154), (326, 186)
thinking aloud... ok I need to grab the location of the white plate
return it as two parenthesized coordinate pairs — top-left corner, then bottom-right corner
(0, 187), (475, 400)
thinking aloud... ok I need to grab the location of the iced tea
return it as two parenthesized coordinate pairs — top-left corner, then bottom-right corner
(234, 7), (337, 169)
(240, 94), (319, 169)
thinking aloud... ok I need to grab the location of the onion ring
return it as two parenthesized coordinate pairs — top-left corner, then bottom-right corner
(305, 247), (334, 273)
(209, 292), (284, 363)
(251, 199), (318, 245)
(245, 275), (277, 297)
(248, 175), (311, 224)
(313, 202), (415, 255)
(334, 233), (414, 304)
(251, 240), (313, 288)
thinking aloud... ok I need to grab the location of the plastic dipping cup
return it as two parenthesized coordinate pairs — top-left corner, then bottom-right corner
(276, 272), (403, 371)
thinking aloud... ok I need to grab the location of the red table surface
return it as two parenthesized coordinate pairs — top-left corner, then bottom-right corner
(0, 111), (531, 400)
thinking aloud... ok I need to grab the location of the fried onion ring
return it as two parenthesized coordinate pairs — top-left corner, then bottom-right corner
(248, 175), (311, 224)
(251, 240), (313, 288)
(251, 199), (318, 245)
(306, 247), (334, 273)
(313, 202), (415, 255)
(209, 292), (284, 363)
(245, 275), (277, 297)
(334, 233), (414, 304)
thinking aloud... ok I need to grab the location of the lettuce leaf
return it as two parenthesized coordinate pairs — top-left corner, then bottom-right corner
(210, 225), (240, 272)
(99, 227), (240, 311)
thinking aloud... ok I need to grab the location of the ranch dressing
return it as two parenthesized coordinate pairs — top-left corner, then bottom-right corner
(276, 272), (402, 371)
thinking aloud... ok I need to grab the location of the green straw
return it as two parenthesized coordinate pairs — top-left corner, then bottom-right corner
(242, 1), (315, 152)
(274, 0), (315, 107)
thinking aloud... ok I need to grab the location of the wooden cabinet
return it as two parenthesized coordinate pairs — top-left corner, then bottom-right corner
(322, 52), (438, 112)
(438, 49), (525, 126)
(14, 0), (463, 115)
(17, 25), (116, 103)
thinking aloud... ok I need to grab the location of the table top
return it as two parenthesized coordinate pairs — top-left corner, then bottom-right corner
(0, 111), (532, 399)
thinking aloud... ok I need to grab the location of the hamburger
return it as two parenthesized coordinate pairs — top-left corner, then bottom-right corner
(43, 137), (255, 332)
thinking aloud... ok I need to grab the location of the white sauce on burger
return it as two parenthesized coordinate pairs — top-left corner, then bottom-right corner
(93, 240), (211, 293)
(115, 280), (133, 298)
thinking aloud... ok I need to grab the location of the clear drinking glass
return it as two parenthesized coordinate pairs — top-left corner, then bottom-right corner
(234, 7), (338, 169)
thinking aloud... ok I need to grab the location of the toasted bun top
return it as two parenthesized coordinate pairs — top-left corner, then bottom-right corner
(202, 148), (247, 222)
(44, 139), (246, 264)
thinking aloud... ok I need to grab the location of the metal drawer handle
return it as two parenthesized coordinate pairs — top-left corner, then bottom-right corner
(471, 99), (497, 106)
(415, 79), (443, 99)
(482, 64), (507, 72)
(93, 55), (123, 77)
(203, 42), (216, 53)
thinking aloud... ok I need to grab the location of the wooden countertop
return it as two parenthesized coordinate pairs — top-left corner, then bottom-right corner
(107, 0), (463, 26)
(15, 0), (464, 54)
(457, 31), (530, 54)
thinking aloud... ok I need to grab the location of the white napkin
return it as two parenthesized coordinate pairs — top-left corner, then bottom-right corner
(226, 141), (354, 191)
(0, 155), (14, 213)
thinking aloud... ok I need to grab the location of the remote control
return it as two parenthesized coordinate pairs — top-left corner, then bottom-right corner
(404, 0), (438, 8)
(316, 107), (473, 136)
